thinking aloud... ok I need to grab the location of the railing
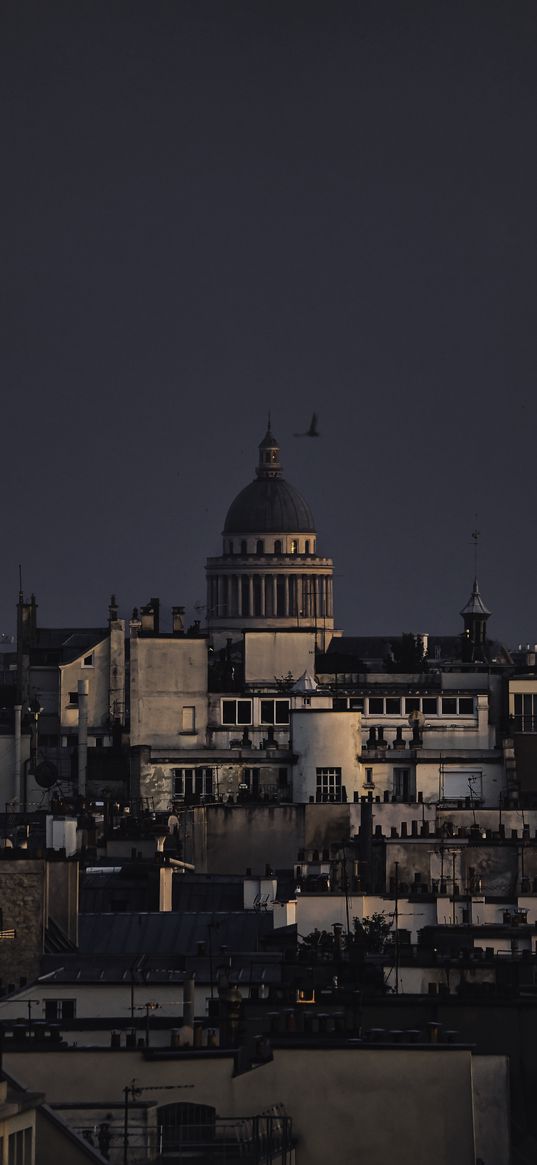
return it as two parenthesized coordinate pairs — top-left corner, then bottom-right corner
(72, 1113), (294, 1164)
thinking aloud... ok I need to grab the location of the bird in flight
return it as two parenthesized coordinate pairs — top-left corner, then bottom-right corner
(294, 412), (320, 437)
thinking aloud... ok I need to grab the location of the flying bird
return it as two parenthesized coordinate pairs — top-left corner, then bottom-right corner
(294, 412), (320, 438)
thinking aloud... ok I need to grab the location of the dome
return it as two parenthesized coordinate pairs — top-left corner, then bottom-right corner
(224, 476), (315, 534)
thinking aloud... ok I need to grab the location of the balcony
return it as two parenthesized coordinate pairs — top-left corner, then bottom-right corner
(155, 1114), (294, 1163)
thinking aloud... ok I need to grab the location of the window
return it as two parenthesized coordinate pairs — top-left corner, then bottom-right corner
(304, 540), (310, 554)
(349, 697), (364, 711)
(368, 697), (383, 714)
(227, 540), (234, 554)
(8, 1128), (32, 1165)
(274, 540), (282, 554)
(243, 767), (259, 794)
(513, 692), (537, 732)
(260, 699), (289, 725)
(240, 539), (247, 554)
(174, 768), (213, 799)
(45, 998), (76, 1021)
(303, 696), (311, 706)
(422, 697), (437, 714)
(393, 768), (413, 802)
(364, 767), (374, 785)
(82, 653), (94, 667)
(290, 539), (298, 554)
(333, 697), (347, 711)
(67, 691), (79, 707)
(181, 706), (196, 733)
(439, 695), (474, 715)
(278, 767), (288, 787)
(316, 767), (342, 802)
(386, 697), (401, 714)
(405, 698), (420, 713)
(256, 540), (264, 555)
(222, 699), (252, 725)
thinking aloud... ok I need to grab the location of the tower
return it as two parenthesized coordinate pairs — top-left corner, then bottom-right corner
(205, 423), (334, 648)
(460, 578), (491, 658)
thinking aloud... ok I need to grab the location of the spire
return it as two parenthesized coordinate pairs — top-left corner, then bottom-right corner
(460, 577), (491, 654)
(256, 420), (282, 479)
(460, 577), (491, 619)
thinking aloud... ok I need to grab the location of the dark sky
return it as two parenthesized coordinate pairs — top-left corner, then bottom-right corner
(2, 1), (536, 646)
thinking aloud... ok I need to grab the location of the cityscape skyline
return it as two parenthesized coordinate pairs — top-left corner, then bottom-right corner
(2, 1), (536, 643)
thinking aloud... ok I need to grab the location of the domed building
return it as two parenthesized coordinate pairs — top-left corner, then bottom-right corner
(206, 424), (334, 647)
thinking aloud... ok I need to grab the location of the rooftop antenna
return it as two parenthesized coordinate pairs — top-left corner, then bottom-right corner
(267, 410), (272, 430)
(18, 563), (23, 598)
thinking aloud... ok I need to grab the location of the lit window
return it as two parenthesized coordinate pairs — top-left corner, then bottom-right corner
(290, 539), (298, 554)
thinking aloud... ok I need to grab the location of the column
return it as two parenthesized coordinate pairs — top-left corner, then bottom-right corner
(260, 574), (265, 616)
(248, 575), (254, 617)
(284, 575), (290, 617)
(272, 576), (277, 615)
(297, 576), (303, 620)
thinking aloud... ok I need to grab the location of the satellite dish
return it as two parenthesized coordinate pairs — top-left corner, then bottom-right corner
(408, 710), (425, 729)
(33, 760), (59, 790)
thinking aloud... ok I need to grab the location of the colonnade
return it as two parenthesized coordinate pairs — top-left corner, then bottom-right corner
(207, 572), (334, 620)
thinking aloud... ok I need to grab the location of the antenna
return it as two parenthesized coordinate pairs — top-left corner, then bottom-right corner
(471, 523), (480, 576)
(18, 563), (23, 597)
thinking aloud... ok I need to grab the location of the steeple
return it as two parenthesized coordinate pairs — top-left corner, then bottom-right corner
(460, 577), (491, 649)
(256, 418), (282, 479)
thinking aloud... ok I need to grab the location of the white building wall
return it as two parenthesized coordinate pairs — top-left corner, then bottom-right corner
(291, 710), (361, 803)
(130, 636), (208, 749)
(244, 631), (315, 685)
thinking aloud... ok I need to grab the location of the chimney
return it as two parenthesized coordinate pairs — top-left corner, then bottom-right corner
(172, 607), (185, 635)
(108, 594), (119, 623)
(141, 598), (160, 635)
(159, 865), (173, 912)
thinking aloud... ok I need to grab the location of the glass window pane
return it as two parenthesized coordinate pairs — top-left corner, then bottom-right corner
(275, 700), (289, 724)
(368, 698), (383, 714)
(260, 700), (274, 724)
(459, 697), (474, 714)
(405, 698), (420, 713)
(422, 697), (437, 714)
(386, 698), (401, 714)
(222, 701), (236, 725)
(237, 700), (251, 725)
(441, 697), (457, 714)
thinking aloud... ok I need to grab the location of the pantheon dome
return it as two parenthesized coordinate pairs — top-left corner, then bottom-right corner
(206, 424), (334, 645)
(224, 427), (315, 535)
